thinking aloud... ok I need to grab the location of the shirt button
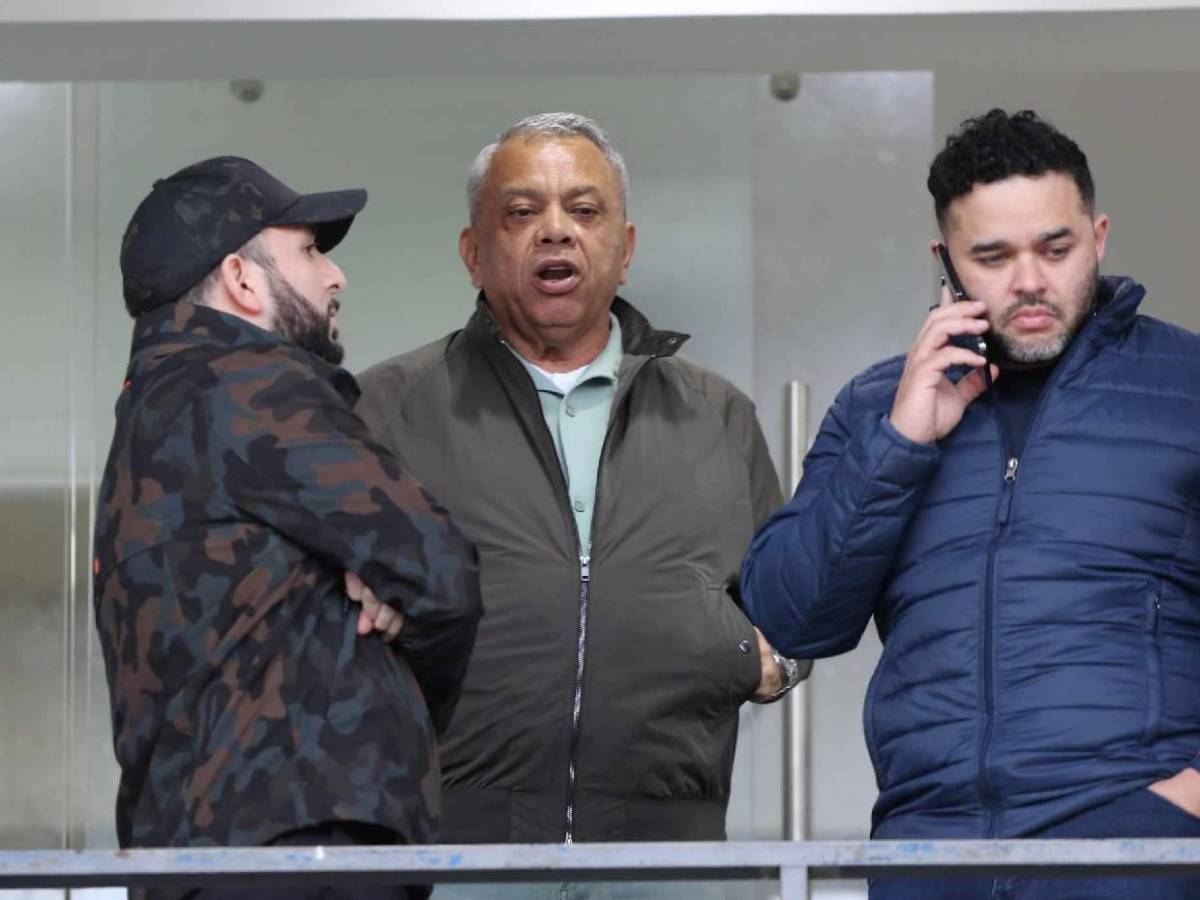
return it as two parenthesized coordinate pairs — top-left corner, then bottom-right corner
(565, 404), (577, 417)
(738, 640), (752, 654)
(573, 499), (586, 512)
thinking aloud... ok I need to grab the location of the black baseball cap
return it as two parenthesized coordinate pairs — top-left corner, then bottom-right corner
(119, 155), (367, 316)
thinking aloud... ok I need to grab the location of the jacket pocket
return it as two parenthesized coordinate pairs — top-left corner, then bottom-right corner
(1143, 785), (1200, 825)
(704, 582), (762, 709)
(1143, 584), (1164, 744)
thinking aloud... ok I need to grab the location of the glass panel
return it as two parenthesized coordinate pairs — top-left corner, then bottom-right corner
(751, 72), (936, 900)
(0, 82), (71, 854)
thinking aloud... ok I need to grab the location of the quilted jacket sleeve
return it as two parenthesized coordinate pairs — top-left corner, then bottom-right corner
(740, 376), (941, 659)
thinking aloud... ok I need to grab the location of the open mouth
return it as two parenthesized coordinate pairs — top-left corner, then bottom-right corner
(533, 260), (581, 294)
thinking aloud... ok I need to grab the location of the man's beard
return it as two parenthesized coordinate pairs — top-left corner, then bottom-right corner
(991, 264), (1099, 367)
(267, 270), (344, 366)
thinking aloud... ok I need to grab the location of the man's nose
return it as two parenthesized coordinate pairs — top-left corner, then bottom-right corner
(1011, 253), (1046, 298)
(326, 258), (347, 292)
(537, 206), (574, 245)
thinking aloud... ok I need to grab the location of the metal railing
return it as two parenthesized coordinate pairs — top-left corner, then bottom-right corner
(5, 840), (1200, 899)
(782, 380), (809, 844)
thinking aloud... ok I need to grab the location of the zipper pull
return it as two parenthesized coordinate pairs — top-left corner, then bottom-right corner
(1004, 457), (1020, 483)
(579, 554), (591, 582)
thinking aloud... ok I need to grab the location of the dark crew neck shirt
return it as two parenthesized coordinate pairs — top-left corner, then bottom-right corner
(993, 362), (1056, 459)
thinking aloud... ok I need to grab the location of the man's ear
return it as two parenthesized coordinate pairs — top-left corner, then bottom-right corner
(216, 252), (264, 316)
(618, 222), (637, 285)
(1092, 213), (1110, 265)
(459, 227), (484, 290)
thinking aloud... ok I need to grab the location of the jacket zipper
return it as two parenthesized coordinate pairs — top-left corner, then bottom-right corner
(508, 360), (590, 843)
(978, 449), (1016, 834)
(975, 307), (1103, 836)
(565, 415), (620, 844)
(544, 426), (591, 846)
(514, 367), (632, 844)
(561, 359), (654, 843)
(1143, 591), (1163, 743)
(498, 326), (674, 843)
(564, 546), (591, 844)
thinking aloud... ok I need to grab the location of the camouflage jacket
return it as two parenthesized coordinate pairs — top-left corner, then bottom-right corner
(93, 301), (481, 849)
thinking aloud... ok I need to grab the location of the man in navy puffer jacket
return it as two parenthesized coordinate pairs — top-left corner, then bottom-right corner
(742, 108), (1200, 900)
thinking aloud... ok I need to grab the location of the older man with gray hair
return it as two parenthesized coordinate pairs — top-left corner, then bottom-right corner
(357, 112), (806, 897)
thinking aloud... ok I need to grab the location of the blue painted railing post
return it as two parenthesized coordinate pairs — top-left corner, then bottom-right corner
(780, 862), (809, 900)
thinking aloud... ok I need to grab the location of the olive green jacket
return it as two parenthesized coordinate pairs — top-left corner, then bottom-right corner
(357, 295), (784, 843)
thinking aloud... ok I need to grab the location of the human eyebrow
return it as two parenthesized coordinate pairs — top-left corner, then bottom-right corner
(563, 186), (602, 203)
(968, 240), (1009, 256)
(1036, 227), (1074, 243)
(500, 187), (544, 202)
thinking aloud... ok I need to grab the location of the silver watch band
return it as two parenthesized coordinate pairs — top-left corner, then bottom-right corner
(759, 649), (802, 704)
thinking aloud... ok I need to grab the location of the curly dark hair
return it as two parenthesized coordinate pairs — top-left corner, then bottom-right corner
(928, 109), (1094, 229)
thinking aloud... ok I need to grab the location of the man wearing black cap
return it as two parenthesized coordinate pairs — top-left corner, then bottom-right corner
(93, 156), (482, 899)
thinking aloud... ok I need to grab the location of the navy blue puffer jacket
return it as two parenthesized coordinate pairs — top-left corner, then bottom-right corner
(742, 276), (1200, 839)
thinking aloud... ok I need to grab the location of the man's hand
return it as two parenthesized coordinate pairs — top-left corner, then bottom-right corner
(1149, 768), (1200, 818)
(344, 571), (404, 643)
(752, 628), (783, 701)
(889, 285), (999, 445)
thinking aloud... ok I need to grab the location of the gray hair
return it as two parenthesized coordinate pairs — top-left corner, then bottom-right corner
(466, 112), (629, 226)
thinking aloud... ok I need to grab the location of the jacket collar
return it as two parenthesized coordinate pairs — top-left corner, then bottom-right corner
(125, 300), (360, 405)
(1089, 275), (1145, 342)
(459, 293), (685, 485)
(463, 292), (690, 360)
(1028, 274), (1145, 387)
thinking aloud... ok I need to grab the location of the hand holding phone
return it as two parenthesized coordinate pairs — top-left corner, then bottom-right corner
(887, 244), (996, 444)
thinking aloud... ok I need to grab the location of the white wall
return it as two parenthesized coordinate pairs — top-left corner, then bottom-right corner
(6, 9), (1200, 83)
(8, 0), (1200, 20)
(9, 1), (1199, 20)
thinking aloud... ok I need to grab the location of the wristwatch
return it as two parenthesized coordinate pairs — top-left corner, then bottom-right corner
(759, 649), (804, 704)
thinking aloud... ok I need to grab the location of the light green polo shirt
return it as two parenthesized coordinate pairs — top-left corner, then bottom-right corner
(513, 315), (623, 553)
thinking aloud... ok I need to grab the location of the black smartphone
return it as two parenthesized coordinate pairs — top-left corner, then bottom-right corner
(935, 241), (991, 362)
